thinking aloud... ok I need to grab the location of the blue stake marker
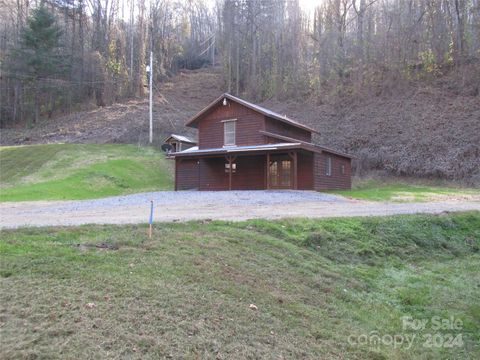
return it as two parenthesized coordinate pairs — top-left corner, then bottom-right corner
(149, 200), (154, 238)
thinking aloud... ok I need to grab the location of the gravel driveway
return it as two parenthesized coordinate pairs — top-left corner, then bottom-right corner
(1, 190), (479, 229)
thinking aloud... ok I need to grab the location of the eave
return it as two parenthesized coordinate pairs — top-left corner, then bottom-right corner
(171, 142), (321, 157)
(259, 130), (354, 159)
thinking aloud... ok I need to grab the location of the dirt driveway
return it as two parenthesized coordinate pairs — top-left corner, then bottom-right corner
(1, 190), (479, 229)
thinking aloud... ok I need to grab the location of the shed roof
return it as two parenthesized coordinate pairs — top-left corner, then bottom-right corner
(173, 138), (353, 159)
(185, 93), (319, 134)
(164, 134), (197, 144)
(172, 143), (308, 157)
(259, 130), (353, 159)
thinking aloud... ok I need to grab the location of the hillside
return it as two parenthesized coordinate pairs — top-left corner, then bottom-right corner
(1, 213), (479, 359)
(0, 68), (223, 146)
(263, 79), (480, 184)
(0, 144), (172, 201)
(1, 67), (479, 184)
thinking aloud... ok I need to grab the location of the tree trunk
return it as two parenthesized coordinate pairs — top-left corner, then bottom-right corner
(34, 81), (39, 124)
(79, 0), (84, 87)
(235, 38), (240, 96)
(454, 0), (465, 65)
(137, 0), (146, 97)
(13, 81), (21, 124)
(357, 0), (365, 60)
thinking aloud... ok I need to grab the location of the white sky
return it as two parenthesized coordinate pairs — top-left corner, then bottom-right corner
(299, 0), (323, 14)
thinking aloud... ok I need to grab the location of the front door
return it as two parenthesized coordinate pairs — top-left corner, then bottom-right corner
(269, 155), (292, 189)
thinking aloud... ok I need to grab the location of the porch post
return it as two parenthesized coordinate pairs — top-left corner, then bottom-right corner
(293, 151), (298, 190)
(288, 151), (298, 190)
(225, 155), (236, 191)
(266, 152), (270, 190)
(228, 156), (232, 191)
(175, 158), (178, 191)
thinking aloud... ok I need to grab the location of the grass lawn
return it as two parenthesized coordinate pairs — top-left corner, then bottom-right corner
(1, 212), (479, 359)
(0, 144), (173, 202)
(330, 178), (480, 202)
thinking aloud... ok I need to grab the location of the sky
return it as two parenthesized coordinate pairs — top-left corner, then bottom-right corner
(299, 0), (323, 14)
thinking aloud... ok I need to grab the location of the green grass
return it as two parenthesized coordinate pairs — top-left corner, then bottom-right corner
(0, 144), (173, 201)
(1, 212), (479, 359)
(330, 178), (480, 202)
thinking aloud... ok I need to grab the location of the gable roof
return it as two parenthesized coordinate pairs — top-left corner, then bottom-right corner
(185, 93), (319, 134)
(164, 134), (196, 144)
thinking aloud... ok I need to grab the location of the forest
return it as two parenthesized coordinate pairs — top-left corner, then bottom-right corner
(0, 0), (479, 126)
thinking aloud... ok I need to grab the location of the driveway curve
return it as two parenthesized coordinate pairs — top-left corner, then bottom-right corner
(1, 190), (479, 229)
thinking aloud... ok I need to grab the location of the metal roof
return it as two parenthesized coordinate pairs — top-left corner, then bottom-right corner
(259, 130), (353, 159)
(164, 134), (197, 144)
(185, 93), (319, 134)
(172, 142), (304, 157)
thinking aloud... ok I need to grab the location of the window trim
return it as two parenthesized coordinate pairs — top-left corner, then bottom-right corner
(223, 119), (236, 146)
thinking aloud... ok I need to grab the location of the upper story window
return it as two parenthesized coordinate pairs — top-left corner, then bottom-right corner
(325, 156), (332, 176)
(223, 119), (236, 146)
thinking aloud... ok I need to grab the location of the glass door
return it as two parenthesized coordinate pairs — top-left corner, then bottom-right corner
(269, 155), (292, 189)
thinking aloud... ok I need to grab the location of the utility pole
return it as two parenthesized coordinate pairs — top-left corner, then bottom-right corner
(148, 50), (153, 144)
(212, 34), (215, 66)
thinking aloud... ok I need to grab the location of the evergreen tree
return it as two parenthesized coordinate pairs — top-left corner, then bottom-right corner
(17, 6), (64, 123)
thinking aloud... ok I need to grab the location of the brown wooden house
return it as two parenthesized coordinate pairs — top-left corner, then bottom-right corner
(173, 93), (352, 191)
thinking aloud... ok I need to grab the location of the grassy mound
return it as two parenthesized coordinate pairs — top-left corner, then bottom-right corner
(1, 212), (479, 359)
(330, 178), (480, 202)
(0, 144), (173, 201)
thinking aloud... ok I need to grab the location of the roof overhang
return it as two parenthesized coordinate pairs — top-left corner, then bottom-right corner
(163, 134), (197, 144)
(185, 93), (319, 134)
(259, 130), (354, 159)
(171, 142), (318, 157)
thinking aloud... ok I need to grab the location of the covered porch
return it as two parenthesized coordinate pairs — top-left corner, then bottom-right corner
(175, 144), (315, 191)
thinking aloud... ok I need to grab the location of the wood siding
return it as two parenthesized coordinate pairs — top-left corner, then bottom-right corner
(297, 152), (314, 189)
(175, 159), (199, 190)
(232, 155), (266, 190)
(313, 152), (351, 190)
(264, 135), (289, 144)
(198, 157), (228, 190)
(176, 150), (351, 191)
(265, 117), (312, 142)
(198, 101), (265, 149)
(198, 155), (266, 190)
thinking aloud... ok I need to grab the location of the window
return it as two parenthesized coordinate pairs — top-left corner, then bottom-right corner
(340, 164), (345, 175)
(225, 163), (237, 173)
(325, 156), (332, 176)
(224, 120), (236, 146)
